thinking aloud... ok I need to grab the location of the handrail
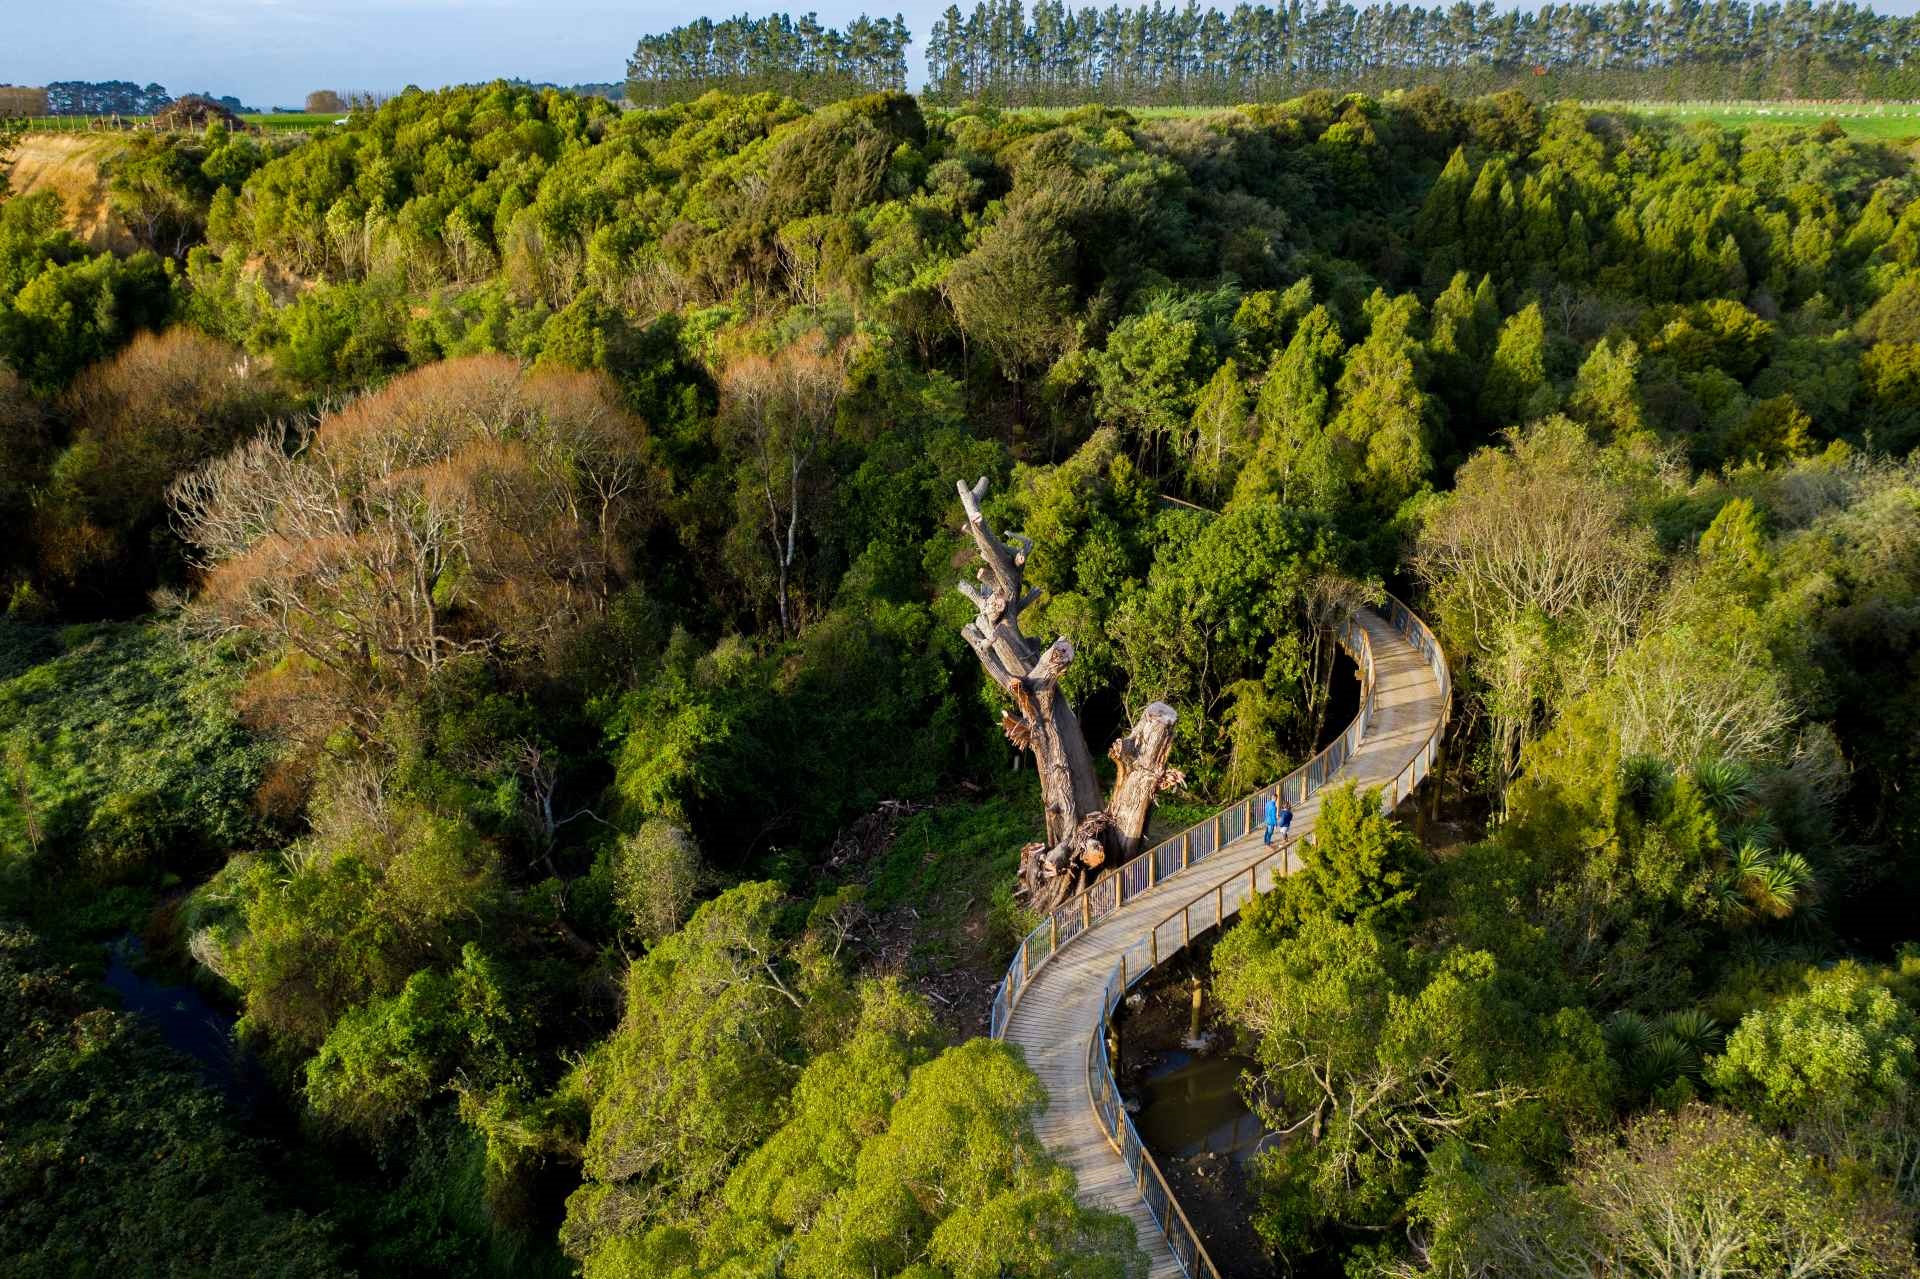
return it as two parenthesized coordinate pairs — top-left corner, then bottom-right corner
(987, 607), (1381, 1040)
(1079, 593), (1451, 1278)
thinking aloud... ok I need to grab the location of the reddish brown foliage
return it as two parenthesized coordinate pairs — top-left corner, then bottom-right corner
(172, 355), (661, 734)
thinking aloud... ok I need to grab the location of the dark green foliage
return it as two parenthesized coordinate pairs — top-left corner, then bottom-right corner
(0, 921), (348, 1277)
(627, 14), (912, 106)
(0, 223), (172, 391)
(924, 1), (1920, 105)
(1252, 781), (1425, 932)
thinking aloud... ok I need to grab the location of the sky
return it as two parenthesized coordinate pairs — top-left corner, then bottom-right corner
(9, 0), (1920, 112)
(2, 0), (928, 111)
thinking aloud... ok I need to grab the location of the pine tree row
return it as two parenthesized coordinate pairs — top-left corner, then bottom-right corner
(922, 0), (1920, 104)
(626, 13), (913, 106)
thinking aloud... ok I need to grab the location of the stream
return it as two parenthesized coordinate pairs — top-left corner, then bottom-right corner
(1133, 1047), (1271, 1164)
(104, 934), (264, 1107)
(1116, 952), (1287, 1277)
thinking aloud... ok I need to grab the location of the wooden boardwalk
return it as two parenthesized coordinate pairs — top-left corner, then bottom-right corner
(1002, 606), (1449, 1277)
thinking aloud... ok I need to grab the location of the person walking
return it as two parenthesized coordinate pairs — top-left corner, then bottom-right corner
(1278, 799), (1294, 849)
(1263, 792), (1279, 845)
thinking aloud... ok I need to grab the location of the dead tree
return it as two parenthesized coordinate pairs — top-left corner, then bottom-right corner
(955, 476), (1179, 913)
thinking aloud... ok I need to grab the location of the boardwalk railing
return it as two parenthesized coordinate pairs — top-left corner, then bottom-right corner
(987, 605), (1380, 1040)
(1080, 594), (1451, 1278)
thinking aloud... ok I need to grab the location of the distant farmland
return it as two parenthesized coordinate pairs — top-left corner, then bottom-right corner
(1006, 96), (1920, 140)
(14, 98), (1920, 143)
(1583, 99), (1920, 139)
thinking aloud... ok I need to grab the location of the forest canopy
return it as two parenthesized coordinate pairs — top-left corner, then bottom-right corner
(3, 74), (1920, 1277)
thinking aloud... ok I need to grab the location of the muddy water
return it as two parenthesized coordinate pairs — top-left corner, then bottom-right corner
(1116, 948), (1286, 1277)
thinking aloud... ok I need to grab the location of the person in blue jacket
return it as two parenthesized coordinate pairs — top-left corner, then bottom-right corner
(1263, 792), (1279, 845)
(1278, 799), (1294, 847)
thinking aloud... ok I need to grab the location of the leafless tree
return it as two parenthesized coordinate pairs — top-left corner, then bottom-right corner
(717, 335), (850, 634)
(169, 356), (658, 732)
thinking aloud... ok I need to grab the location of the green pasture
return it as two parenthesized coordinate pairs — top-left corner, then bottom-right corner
(1584, 98), (1920, 139)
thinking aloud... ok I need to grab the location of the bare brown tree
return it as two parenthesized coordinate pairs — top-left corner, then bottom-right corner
(170, 356), (659, 733)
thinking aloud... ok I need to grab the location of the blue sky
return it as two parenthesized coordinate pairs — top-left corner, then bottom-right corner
(3, 0), (922, 110)
(8, 0), (1920, 112)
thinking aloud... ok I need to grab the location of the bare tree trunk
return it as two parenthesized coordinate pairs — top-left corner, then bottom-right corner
(954, 476), (1101, 845)
(1106, 701), (1178, 858)
(955, 477), (1186, 914)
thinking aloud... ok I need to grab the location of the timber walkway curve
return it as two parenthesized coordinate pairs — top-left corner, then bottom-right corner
(987, 595), (1451, 1279)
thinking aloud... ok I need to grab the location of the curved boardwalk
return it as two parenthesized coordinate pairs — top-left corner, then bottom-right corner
(1002, 606), (1449, 1277)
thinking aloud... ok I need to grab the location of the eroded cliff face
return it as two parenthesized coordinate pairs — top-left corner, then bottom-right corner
(4, 133), (137, 252)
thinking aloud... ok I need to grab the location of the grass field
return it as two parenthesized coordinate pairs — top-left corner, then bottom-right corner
(1005, 97), (1920, 139)
(17, 99), (1920, 141)
(1584, 99), (1920, 139)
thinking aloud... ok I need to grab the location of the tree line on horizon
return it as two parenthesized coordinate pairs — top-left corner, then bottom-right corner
(625, 12), (913, 106)
(627, 0), (1920, 106)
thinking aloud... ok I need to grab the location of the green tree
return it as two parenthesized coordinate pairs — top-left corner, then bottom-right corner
(1479, 302), (1551, 427)
(1234, 304), (1349, 513)
(303, 944), (526, 1137)
(1414, 147), (1471, 249)
(1257, 780), (1424, 933)
(612, 819), (705, 944)
(562, 882), (851, 1258)
(1567, 337), (1646, 443)
(1186, 355), (1253, 501)
(1708, 961), (1920, 1200)
(1328, 293), (1436, 511)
